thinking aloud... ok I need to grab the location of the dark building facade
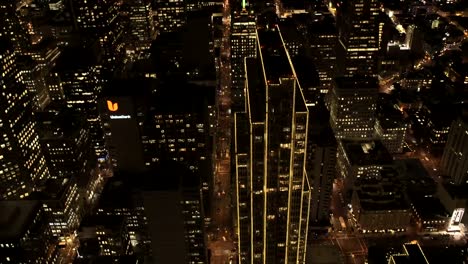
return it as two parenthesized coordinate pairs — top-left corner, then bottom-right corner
(336, 0), (380, 77)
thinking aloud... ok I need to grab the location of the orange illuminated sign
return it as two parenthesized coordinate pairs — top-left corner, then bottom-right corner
(107, 100), (118, 112)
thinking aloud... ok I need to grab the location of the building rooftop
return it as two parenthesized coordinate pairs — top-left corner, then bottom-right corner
(35, 110), (87, 140)
(73, 255), (138, 264)
(257, 28), (294, 83)
(441, 182), (468, 200)
(341, 140), (393, 167)
(0, 200), (41, 241)
(0, 37), (13, 54)
(29, 178), (71, 201)
(246, 57), (266, 123)
(292, 55), (320, 90)
(409, 195), (450, 220)
(307, 12), (337, 35)
(334, 76), (379, 91)
(390, 243), (429, 264)
(354, 171), (409, 211)
(54, 42), (102, 71)
(306, 244), (344, 264)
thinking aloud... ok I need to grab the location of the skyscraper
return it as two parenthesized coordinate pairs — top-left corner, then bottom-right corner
(71, 0), (124, 76)
(329, 76), (379, 140)
(154, 0), (187, 33)
(306, 11), (337, 91)
(336, 0), (380, 77)
(0, 39), (50, 200)
(307, 106), (337, 225)
(0, 0), (30, 51)
(51, 43), (106, 157)
(126, 0), (157, 52)
(441, 118), (468, 185)
(230, 8), (257, 111)
(234, 27), (311, 264)
(36, 110), (96, 179)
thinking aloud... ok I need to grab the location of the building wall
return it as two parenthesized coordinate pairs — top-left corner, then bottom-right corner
(441, 119), (468, 185)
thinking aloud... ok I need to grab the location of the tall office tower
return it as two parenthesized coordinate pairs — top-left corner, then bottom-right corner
(336, 0), (380, 77)
(306, 12), (337, 91)
(0, 40), (50, 200)
(307, 106), (337, 225)
(154, 0), (186, 33)
(230, 9), (257, 111)
(0, 201), (55, 263)
(99, 79), (147, 173)
(29, 178), (83, 239)
(141, 81), (213, 174)
(329, 76), (378, 140)
(143, 162), (208, 264)
(35, 110), (95, 179)
(0, 0), (30, 51)
(51, 43), (106, 157)
(17, 55), (51, 111)
(71, 0), (124, 76)
(234, 27), (311, 264)
(126, 0), (157, 51)
(441, 118), (468, 185)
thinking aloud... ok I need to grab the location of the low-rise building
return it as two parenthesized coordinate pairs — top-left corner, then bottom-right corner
(337, 140), (394, 191)
(351, 171), (411, 233)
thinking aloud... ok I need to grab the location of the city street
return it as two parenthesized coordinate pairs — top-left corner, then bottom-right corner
(208, 0), (236, 262)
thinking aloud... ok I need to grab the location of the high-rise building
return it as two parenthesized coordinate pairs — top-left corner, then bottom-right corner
(141, 81), (213, 173)
(51, 43), (106, 157)
(143, 163), (208, 263)
(0, 0), (30, 51)
(30, 178), (83, 239)
(329, 76), (379, 140)
(126, 0), (157, 52)
(99, 79), (148, 173)
(234, 27), (311, 264)
(17, 55), (51, 111)
(36, 110), (96, 179)
(306, 11), (337, 91)
(441, 118), (468, 185)
(154, 0), (186, 33)
(336, 0), (380, 77)
(0, 200), (55, 263)
(71, 0), (124, 76)
(230, 9), (257, 110)
(307, 106), (337, 225)
(0, 39), (50, 200)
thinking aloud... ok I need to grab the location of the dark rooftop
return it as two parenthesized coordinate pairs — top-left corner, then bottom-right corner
(246, 57), (266, 123)
(341, 140), (393, 166)
(29, 178), (72, 201)
(334, 76), (379, 91)
(0, 37), (13, 54)
(35, 110), (87, 140)
(54, 43), (102, 71)
(258, 28), (294, 83)
(0, 200), (41, 241)
(409, 195), (450, 220)
(73, 256), (138, 264)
